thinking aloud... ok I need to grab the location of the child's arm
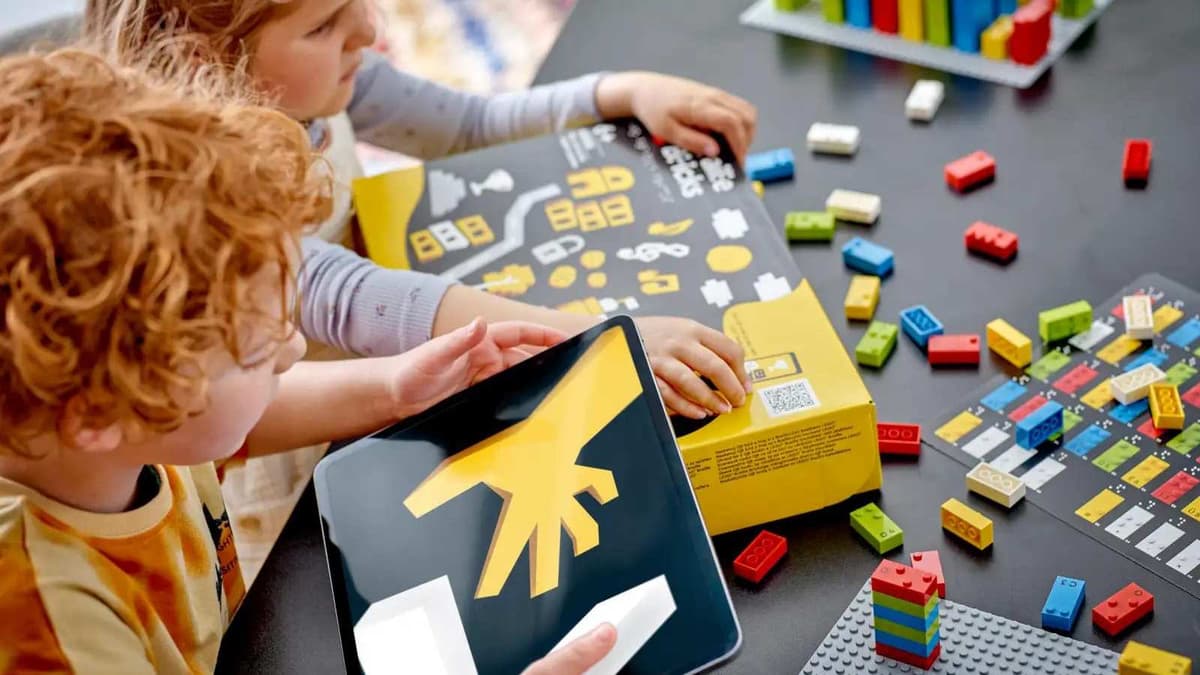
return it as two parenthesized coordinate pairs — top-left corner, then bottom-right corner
(244, 319), (563, 457)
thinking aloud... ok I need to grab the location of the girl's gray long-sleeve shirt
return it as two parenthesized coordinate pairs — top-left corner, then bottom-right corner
(299, 51), (603, 356)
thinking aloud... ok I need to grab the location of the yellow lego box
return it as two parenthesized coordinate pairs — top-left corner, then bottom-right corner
(351, 119), (881, 535)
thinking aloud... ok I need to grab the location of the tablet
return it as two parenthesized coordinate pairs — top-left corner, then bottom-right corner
(314, 316), (741, 674)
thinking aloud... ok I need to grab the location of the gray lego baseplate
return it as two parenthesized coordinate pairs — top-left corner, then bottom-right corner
(800, 582), (1119, 674)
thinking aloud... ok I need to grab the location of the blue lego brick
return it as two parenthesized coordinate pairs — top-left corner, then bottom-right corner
(874, 603), (940, 633)
(998, 0), (1017, 12)
(1016, 401), (1064, 449)
(1109, 398), (1150, 425)
(746, 148), (795, 183)
(846, 0), (872, 27)
(1167, 317), (1200, 349)
(899, 305), (945, 349)
(981, 381), (1028, 413)
(1041, 576), (1086, 633)
(842, 237), (895, 277)
(1063, 424), (1111, 457)
(951, 0), (982, 52)
(875, 630), (940, 659)
(1123, 349), (1168, 372)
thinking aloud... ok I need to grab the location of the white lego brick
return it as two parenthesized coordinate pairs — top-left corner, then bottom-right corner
(1103, 505), (1154, 541)
(551, 575), (676, 675)
(1122, 295), (1155, 339)
(354, 576), (478, 675)
(1020, 457), (1066, 491)
(1108, 363), (1167, 405)
(962, 427), (1010, 459)
(806, 122), (860, 155)
(1166, 540), (1200, 576)
(990, 444), (1038, 474)
(1068, 320), (1116, 351)
(1134, 522), (1185, 557)
(966, 462), (1026, 508)
(825, 189), (881, 224)
(905, 80), (944, 121)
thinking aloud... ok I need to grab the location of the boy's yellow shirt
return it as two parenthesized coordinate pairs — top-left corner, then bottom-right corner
(0, 464), (244, 673)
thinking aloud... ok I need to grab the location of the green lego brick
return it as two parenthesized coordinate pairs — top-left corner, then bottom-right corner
(856, 321), (898, 368)
(1058, 0), (1093, 18)
(850, 503), (904, 554)
(923, 0), (951, 46)
(1092, 440), (1140, 473)
(1164, 361), (1198, 388)
(1038, 301), (1093, 342)
(874, 616), (941, 645)
(823, 0), (845, 22)
(1166, 422), (1200, 455)
(1026, 351), (1071, 381)
(872, 591), (939, 618)
(785, 211), (836, 241)
(775, 0), (808, 10)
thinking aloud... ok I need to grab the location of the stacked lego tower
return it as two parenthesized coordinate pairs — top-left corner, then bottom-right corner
(871, 560), (941, 669)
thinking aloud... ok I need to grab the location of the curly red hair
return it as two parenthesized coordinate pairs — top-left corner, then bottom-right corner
(0, 48), (330, 457)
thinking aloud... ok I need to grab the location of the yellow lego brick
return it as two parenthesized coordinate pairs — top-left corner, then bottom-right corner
(981, 16), (1013, 60)
(941, 498), (993, 550)
(986, 318), (1033, 368)
(1149, 383), (1185, 430)
(1183, 496), (1200, 524)
(1118, 640), (1192, 675)
(936, 411), (982, 443)
(899, 0), (924, 40)
(1097, 335), (1142, 365)
(1081, 380), (1115, 410)
(844, 275), (881, 321)
(1075, 489), (1124, 524)
(1152, 304), (1184, 333)
(1122, 455), (1170, 488)
(752, 181), (764, 198)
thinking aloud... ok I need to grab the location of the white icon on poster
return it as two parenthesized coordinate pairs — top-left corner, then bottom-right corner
(469, 169), (514, 197)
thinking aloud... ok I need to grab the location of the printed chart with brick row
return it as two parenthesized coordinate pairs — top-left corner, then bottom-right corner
(928, 274), (1200, 600)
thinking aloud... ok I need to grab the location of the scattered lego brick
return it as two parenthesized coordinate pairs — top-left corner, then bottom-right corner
(1118, 640), (1192, 675)
(1123, 295), (1155, 339)
(965, 221), (1018, 263)
(1016, 401), (1064, 449)
(785, 211), (836, 241)
(928, 334), (981, 366)
(941, 498), (993, 550)
(900, 305), (944, 349)
(878, 422), (921, 455)
(746, 148), (795, 183)
(905, 79), (944, 121)
(845, 275), (881, 321)
(966, 462), (1026, 508)
(857, 321), (899, 368)
(1092, 583), (1154, 637)
(944, 150), (995, 192)
(1148, 383), (1185, 430)
(732, 530), (788, 583)
(827, 189), (882, 224)
(1109, 363), (1168, 405)
(985, 319), (1033, 370)
(806, 122), (861, 155)
(852, 503), (905, 555)
(842, 237), (894, 276)
(909, 551), (945, 598)
(1038, 300), (1093, 342)
(1041, 576), (1086, 633)
(1123, 139), (1152, 186)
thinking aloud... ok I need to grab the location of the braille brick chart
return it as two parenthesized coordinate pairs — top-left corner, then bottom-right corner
(929, 275), (1200, 601)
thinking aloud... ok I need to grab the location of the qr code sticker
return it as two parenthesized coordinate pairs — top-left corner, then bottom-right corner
(758, 379), (820, 418)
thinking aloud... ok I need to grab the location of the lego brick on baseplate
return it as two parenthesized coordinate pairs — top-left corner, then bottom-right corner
(871, 0), (899, 32)
(732, 530), (787, 583)
(550, 575), (676, 675)
(872, 590), (938, 619)
(1118, 640), (1192, 675)
(851, 503), (905, 554)
(944, 151), (995, 192)
(874, 601), (940, 631)
(1092, 582), (1154, 637)
(1041, 576), (1086, 633)
(878, 422), (921, 455)
(909, 551), (945, 598)
(941, 498), (993, 550)
(927, 334), (981, 365)
(801, 582), (1119, 675)
(874, 641), (941, 671)
(870, 559), (937, 605)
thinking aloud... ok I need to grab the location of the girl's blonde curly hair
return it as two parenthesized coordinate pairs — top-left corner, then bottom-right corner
(0, 47), (330, 457)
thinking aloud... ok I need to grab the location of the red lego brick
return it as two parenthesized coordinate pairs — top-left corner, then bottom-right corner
(1008, 395), (1049, 423)
(964, 221), (1019, 263)
(909, 550), (946, 598)
(1092, 583), (1154, 637)
(1010, 0), (1052, 65)
(1183, 382), (1200, 409)
(733, 530), (787, 583)
(1151, 471), (1200, 505)
(944, 151), (995, 192)
(870, 560), (937, 606)
(871, 0), (899, 33)
(1136, 417), (1167, 441)
(876, 641), (941, 670)
(928, 334), (981, 366)
(1123, 139), (1152, 184)
(1053, 363), (1100, 395)
(651, 134), (666, 147)
(878, 422), (922, 456)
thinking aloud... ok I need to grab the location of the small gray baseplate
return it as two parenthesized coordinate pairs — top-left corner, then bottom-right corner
(800, 582), (1119, 674)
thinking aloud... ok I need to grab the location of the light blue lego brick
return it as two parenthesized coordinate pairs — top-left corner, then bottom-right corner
(846, 0), (872, 27)
(1109, 398), (1150, 425)
(1016, 401), (1064, 449)
(746, 148), (795, 183)
(899, 305), (945, 349)
(981, 381), (1028, 413)
(875, 629), (940, 659)
(1166, 317), (1200, 349)
(1041, 576), (1086, 633)
(1063, 424), (1111, 457)
(874, 603), (940, 633)
(842, 237), (895, 277)
(1123, 349), (1168, 372)
(998, 0), (1017, 12)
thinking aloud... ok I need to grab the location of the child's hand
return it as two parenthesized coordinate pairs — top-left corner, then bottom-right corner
(383, 318), (566, 419)
(636, 316), (753, 420)
(521, 624), (617, 675)
(596, 71), (757, 166)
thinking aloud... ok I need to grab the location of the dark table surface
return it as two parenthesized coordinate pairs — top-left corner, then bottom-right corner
(217, 1), (1200, 672)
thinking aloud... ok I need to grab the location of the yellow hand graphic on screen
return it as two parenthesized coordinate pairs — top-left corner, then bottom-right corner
(403, 329), (641, 599)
